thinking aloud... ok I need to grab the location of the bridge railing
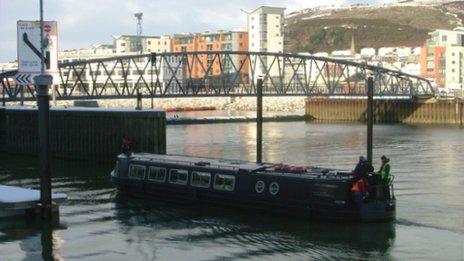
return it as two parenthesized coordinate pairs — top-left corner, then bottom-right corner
(1, 51), (434, 102)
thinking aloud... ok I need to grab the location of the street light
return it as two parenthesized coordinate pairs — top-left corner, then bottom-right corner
(134, 12), (143, 53)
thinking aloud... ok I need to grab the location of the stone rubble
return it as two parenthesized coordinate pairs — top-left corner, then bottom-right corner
(10, 96), (306, 113)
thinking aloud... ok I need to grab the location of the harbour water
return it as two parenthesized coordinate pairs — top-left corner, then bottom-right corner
(1, 119), (463, 260)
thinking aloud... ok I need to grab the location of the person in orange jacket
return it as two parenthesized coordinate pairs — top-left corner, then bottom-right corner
(351, 178), (369, 203)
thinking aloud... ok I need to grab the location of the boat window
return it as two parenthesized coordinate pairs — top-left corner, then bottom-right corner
(128, 164), (146, 180)
(191, 171), (211, 188)
(148, 166), (167, 182)
(213, 174), (235, 191)
(169, 169), (188, 185)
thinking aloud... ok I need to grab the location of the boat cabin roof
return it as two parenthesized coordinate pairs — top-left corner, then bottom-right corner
(131, 153), (273, 172)
(126, 153), (354, 181)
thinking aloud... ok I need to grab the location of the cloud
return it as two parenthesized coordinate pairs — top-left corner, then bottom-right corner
(0, 0), (362, 61)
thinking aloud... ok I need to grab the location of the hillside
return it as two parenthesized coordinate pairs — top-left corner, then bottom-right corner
(285, 1), (464, 53)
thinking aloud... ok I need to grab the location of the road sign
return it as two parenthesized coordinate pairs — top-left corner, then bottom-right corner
(15, 73), (33, 84)
(16, 20), (58, 85)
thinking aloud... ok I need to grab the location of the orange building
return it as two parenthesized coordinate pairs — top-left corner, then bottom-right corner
(420, 46), (446, 87)
(171, 31), (248, 79)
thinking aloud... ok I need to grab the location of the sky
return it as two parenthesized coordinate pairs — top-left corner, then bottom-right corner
(0, 0), (379, 62)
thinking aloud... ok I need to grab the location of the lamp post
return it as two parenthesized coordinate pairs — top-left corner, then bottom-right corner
(134, 12), (143, 54)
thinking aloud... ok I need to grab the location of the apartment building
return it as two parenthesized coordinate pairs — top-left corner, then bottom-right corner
(420, 46), (446, 87)
(58, 35), (177, 93)
(113, 35), (171, 54)
(428, 27), (464, 47)
(420, 27), (464, 88)
(171, 30), (248, 79)
(60, 45), (116, 62)
(247, 6), (285, 82)
(445, 46), (464, 88)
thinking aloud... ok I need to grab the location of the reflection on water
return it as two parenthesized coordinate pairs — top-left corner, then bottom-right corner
(1, 121), (463, 260)
(113, 195), (395, 260)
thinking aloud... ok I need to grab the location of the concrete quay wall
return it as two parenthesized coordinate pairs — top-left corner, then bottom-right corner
(305, 98), (464, 125)
(0, 107), (166, 161)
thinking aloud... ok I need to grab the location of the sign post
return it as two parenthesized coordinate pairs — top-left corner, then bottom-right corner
(16, 17), (58, 219)
(16, 20), (58, 85)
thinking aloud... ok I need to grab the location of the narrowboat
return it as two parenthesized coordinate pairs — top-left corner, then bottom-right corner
(111, 153), (395, 222)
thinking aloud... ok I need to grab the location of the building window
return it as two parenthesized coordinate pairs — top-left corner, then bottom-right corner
(148, 166), (166, 182)
(190, 171), (211, 188)
(148, 41), (151, 44)
(128, 164), (146, 180)
(121, 43), (126, 46)
(169, 169), (188, 185)
(213, 174), (235, 191)
(442, 35), (447, 42)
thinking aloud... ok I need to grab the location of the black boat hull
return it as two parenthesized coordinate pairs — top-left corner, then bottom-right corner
(111, 175), (396, 222)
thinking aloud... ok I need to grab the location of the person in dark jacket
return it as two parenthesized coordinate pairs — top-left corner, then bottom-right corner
(354, 156), (373, 180)
(121, 137), (133, 156)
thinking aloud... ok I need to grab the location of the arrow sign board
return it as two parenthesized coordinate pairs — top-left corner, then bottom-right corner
(16, 20), (59, 85)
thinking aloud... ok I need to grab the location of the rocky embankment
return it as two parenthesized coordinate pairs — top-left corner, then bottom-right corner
(10, 97), (307, 113)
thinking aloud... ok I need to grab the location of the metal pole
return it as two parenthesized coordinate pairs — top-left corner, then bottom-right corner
(151, 53), (155, 109)
(40, 0), (45, 74)
(136, 91), (142, 110)
(52, 85), (56, 106)
(2, 83), (5, 106)
(20, 85), (24, 106)
(37, 0), (52, 219)
(256, 78), (263, 163)
(367, 76), (374, 166)
(35, 74), (53, 219)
